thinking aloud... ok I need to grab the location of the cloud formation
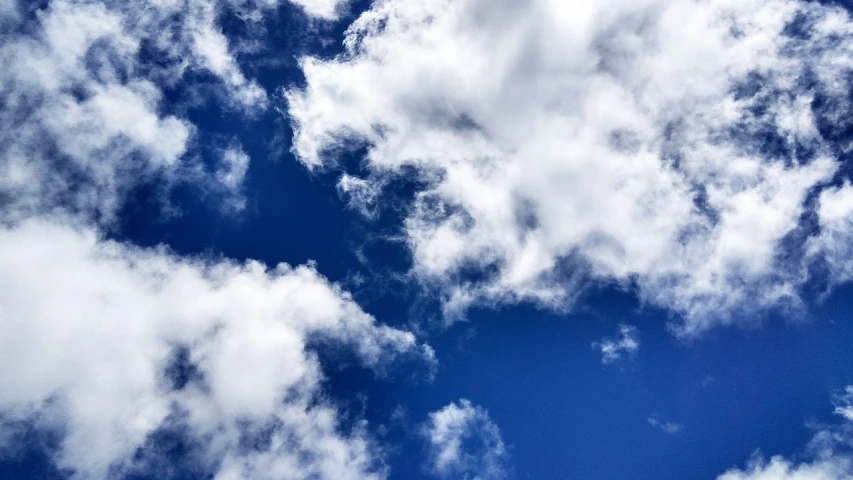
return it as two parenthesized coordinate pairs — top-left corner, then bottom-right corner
(0, 217), (433, 479)
(593, 324), (640, 365)
(422, 399), (508, 480)
(289, 0), (349, 20)
(716, 388), (853, 480)
(287, 0), (853, 335)
(647, 416), (682, 435)
(0, 0), (288, 224)
(0, 1), (428, 478)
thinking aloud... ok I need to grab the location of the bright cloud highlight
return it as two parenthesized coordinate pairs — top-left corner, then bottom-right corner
(288, 0), (853, 336)
(0, 217), (432, 479)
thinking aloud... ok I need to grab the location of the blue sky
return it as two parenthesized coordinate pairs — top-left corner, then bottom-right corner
(3, 0), (853, 479)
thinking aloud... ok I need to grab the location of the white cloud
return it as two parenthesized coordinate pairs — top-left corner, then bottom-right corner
(210, 144), (251, 211)
(0, 0), (338, 224)
(0, 1), (431, 479)
(648, 416), (682, 435)
(593, 324), (640, 365)
(0, 216), (433, 479)
(338, 173), (383, 218)
(185, 0), (269, 111)
(289, 0), (348, 20)
(0, 0), (17, 22)
(716, 388), (853, 480)
(835, 387), (853, 422)
(287, 0), (853, 335)
(0, 0), (188, 223)
(808, 184), (853, 290)
(423, 399), (508, 480)
(718, 456), (853, 480)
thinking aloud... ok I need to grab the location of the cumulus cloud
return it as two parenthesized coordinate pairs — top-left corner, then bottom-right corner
(0, 0), (322, 224)
(718, 457), (853, 480)
(289, 0), (349, 20)
(716, 388), (853, 480)
(593, 323), (640, 365)
(422, 399), (508, 480)
(287, 0), (853, 335)
(0, 216), (433, 479)
(0, 2), (430, 478)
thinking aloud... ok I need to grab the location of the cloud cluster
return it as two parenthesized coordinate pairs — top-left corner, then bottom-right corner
(287, 0), (853, 335)
(717, 388), (853, 480)
(593, 323), (640, 365)
(422, 399), (508, 480)
(289, 0), (350, 20)
(0, 0), (295, 224)
(0, 1), (429, 478)
(0, 217), (432, 479)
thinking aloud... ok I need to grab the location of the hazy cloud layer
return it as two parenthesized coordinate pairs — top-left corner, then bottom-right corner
(288, 0), (853, 335)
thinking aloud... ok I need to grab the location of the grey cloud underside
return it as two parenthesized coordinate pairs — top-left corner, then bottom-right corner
(287, 0), (853, 335)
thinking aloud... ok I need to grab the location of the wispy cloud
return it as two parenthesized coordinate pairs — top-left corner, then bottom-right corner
(835, 386), (853, 422)
(593, 324), (640, 365)
(0, 1), (429, 478)
(648, 417), (683, 435)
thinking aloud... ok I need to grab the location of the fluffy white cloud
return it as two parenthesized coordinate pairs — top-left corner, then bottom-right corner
(289, 0), (349, 20)
(0, 2), (434, 478)
(718, 456), (853, 480)
(808, 184), (853, 289)
(593, 323), (640, 365)
(0, 216), (433, 479)
(717, 388), (853, 480)
(0, 0), (187, 222)
(287, 0), (853, 335)
(422, 399), (508, 480)
(0, 0), (343, 224)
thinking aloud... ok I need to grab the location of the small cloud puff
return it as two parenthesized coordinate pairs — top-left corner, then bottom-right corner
(593, 324), (640, 365)
(648, 416), (683, 435)
(423, 399), (509, 480)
